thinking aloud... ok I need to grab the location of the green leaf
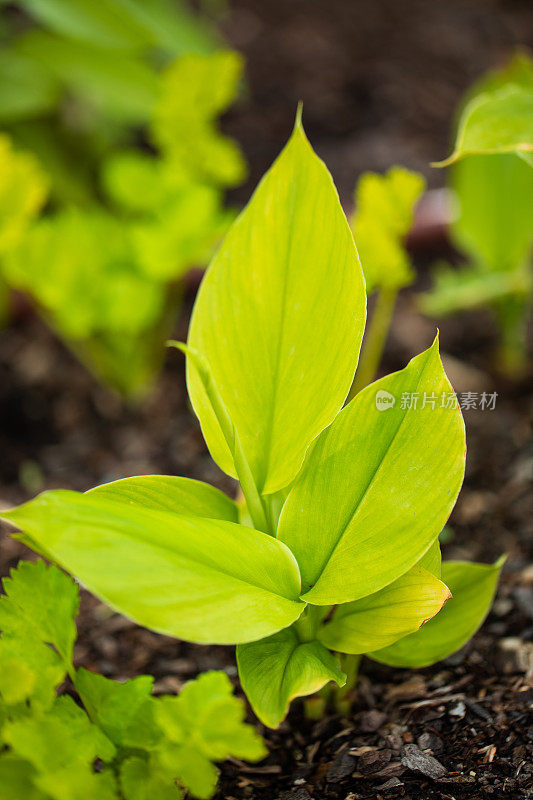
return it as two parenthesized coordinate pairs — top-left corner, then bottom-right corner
(74, 668), (159, 748)
(89, 475), (238, 523)
(4, 695), (116, 764)
(0, 135), (48, 256)
(18, 0), (218, 56)
(318, 565), (451, 654)
(0, 559), (79, 665)
(120, 756), (182, 800)
(0, 756), (47, 800)
(418, 538), (441, 577)
(435, 86), (533, 166)
(419, 260), (531, 317)
(370, 557), (504, 667)
(451, 153), (533, 273)
(237, 629), (346, 728)
(156, 671), (266, 762)
(187, 119), (366, 495)
(0, 50), (59, 121)
(351, 166), (425, 293)
(1, 490), (304, 644)
(0, 634), (66, 709)
(16, 31), (159, 125)
(278, 338), (465, 605)
(152, 51), (245, 188)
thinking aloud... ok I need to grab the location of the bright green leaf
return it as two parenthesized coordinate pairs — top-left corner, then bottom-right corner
(187, 119), (366, 495)
(3, 695), (116, 770)
(452, 153), (533, 273)
(0, 634), (65, 709)
(1, 490), (304, 644)
(318, 565), (451, 654)
(0, 560), (78, 665)
(0, 756), (46, 800)
(278, 338), (465, 605)
(418, 538), (441, 577)
(237, 628), (346, 728)
(156, 671), (266, 762)
(89, 475), (238, 523)
(351, 166), (425, 293)
(0, 135), (48, 256)
(120, 755), (182, 800)
(435, 86), (533, 166)
(152, 51), (245, 187)
(74, 668), (159, 749)
(370, 557), (505, 667)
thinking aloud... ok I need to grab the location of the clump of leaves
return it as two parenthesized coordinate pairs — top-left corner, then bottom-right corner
(1, 117), (503, 730)
(0, 559), (266, 799)
(349, 166), (425, 395)
(420, 53), (533, 376)
(0, 0), (221, 204)
(1, 50), (245, 396)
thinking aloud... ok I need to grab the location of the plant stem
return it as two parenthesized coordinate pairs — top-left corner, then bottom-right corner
(293, 605), (330, 642)
(333, 653), (361, 715)
(348, 287), (397, 400)
(494, 295), (531, 378)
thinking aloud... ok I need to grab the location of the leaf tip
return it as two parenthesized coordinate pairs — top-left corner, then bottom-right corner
(294, 101), (304, 131)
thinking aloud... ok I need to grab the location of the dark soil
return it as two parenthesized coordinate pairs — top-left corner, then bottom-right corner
(1, 1), (533, 798)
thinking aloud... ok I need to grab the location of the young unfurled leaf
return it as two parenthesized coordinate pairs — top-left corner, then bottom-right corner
(435, 85), (533, 167)
(318, 566), (451, 654)
(187, 119), (366, 496)
(89, 475), (238, 523)
(351, 166), (425, 293)
(237, 628), (346, 728)
(74, 668), (159, 749)
(278, 338), (465, 605)
(1, 490), (304, 644)
(369, 558), (505, 667)
(0, 560), (78, 665)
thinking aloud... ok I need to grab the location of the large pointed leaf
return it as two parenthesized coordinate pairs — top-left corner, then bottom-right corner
(187, 118), (366, 495)
(369, 558), (504, 667)
(278, 339), (465, 605)
(0, 491), (304, 645)
(89, 475), (238, 522)
(435, 86), (533, 167)
(452, 153), (533, 273)
(237, 628), (346, 729)
(319, 566), (451, 654)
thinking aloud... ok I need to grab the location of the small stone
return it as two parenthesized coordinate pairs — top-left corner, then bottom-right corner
(401, 744), (447, 779)
(448, 700), (466, 718)
(277, 790), (312, 800)
(377, 777), (404, 791)
(417, 732), (444, 753)
(357, 749), (392, 775)
(357, 709), (387, 732)
(326, 750), (356, 782)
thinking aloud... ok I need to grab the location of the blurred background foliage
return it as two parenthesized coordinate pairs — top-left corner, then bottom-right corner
(420, 52), (533, 377)
(0, 0), (246, 396)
